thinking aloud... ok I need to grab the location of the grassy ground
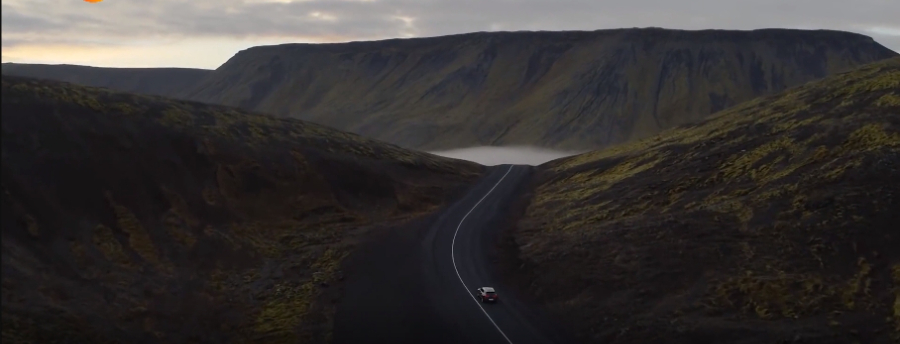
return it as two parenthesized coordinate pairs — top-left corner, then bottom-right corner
(511, 57), (900, 343)
(0, 76), (484, 343)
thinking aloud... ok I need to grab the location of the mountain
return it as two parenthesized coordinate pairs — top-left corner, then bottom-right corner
(4, 29), (896, 152)
(505, 57), (900, 343)
(0, 76), (483, 343)
(0, 63), (211, 99)
(183, 28), (897, 150)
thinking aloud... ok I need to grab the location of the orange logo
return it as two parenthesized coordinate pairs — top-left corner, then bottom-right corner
(84, 0), (102, 2)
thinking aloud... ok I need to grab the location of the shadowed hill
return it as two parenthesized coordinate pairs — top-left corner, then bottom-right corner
(0, 63), (211, 99)
(184, 28), (897, 150)
(0, 76), (483, 343)
(506, 57), (900, 343)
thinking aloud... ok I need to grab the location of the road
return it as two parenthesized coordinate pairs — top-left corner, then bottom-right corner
(334, 164), (571, 344)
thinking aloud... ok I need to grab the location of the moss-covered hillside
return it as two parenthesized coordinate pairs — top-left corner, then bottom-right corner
(5, 29), (896, 151)
(509, 57), (900, 343)
(0, 76), (483, 343)
(185, 28), (896, 151)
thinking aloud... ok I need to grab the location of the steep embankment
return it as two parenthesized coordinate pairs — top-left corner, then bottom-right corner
(509, 57), (900, 343)
(0, 63), (211, 99)
(0, 76), (483, 343)
(185, 28), (897, 150)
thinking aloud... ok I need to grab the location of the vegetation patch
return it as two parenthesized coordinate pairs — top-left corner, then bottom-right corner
(1, 75), (484, 342)
(513, 57), (900, 343)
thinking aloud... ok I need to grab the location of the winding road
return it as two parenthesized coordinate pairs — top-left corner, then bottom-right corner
(334, 165), (570, 344)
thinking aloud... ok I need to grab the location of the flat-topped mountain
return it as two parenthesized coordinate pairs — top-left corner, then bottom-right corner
(184, 28), (897, 150)
(0, 63), (211, 99)
(3, 28), (897, 151)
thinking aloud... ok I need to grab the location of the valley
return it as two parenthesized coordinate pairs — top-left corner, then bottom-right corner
(2, 27), (899, 344)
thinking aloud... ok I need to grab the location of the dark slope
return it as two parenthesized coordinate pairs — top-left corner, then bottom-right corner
(184, 28), (897, 150)
(0, 76), (483, 343)
(0, 63), (211, 99)
(509, 57), (900, 343)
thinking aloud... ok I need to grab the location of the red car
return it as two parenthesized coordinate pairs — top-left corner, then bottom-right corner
(474, 287), (499, 303)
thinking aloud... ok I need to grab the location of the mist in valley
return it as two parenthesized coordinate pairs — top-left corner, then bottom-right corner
(429, 146), (584, 166)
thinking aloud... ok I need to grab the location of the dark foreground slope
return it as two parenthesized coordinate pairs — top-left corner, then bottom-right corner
(185, 28), (896, 150)
(0, 63), (211, 99)
(508, 57), (900, 343)
(0, 76), (483, 343)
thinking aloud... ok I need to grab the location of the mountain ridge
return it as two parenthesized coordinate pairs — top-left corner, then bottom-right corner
(189, 27), (895, 151)
(226, 28), (887, 54)
(0, 63), (211, 99)
(4, 28), (897, 151)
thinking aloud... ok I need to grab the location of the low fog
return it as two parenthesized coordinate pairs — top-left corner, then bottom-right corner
(429, 146), (584, 166)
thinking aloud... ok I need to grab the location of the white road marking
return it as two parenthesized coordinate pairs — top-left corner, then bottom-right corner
(451, 164), (516, 344)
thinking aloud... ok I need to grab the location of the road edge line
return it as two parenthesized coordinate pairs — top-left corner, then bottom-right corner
(451, 164), (516, 344)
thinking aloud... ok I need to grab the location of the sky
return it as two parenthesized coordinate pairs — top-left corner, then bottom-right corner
(2, 0), (898, 69)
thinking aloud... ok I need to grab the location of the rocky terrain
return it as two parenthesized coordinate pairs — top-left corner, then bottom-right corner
(506, 57), (900, 343)
(4, 29), (897, 151)
(0, 63), (211, 99)
(0, 75), (483, 343)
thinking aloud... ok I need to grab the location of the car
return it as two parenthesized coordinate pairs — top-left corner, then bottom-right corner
(474, 287), (499, 303)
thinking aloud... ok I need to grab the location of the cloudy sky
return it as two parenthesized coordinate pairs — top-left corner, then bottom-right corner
(2, 0), (898, 69)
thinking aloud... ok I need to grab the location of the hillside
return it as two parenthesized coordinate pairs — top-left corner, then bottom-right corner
(0, 63), (211, 99)
(505, 57), (900, 343)
(0, 76), (483, 343)
(184, 28), (897, 150)
(5, 29), (895, 152)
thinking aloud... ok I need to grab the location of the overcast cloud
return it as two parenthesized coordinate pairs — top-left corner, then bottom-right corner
(1, 0), (898, 68)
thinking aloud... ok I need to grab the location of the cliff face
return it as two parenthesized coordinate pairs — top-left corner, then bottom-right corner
(510, 57), (900, 343)
(184, 28), (898, 150)
(0, 76), (482, 342)
(0, 63), (211, 99)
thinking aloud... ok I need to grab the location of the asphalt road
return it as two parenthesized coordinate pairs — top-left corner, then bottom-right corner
(334, 164), (570, 344)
